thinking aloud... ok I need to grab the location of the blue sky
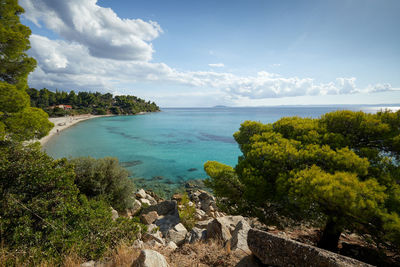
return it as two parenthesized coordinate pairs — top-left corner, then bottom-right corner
(21, 0), (400, 107)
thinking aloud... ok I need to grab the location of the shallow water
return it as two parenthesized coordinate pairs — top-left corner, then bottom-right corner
(43, 106), (395, 187)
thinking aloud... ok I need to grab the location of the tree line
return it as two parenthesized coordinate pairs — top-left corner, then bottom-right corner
(27, 88), (160, 117)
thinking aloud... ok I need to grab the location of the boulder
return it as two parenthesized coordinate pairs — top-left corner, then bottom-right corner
(195, 219), (213, 229)
(143, 200), (178, 216)
(111, 208), (118, 221)
(133, 249), (169, 267)
(145, 194), (157, 205)
(139, 198), (151, 206)
(247, 229), (373, 267)
(140, 211), (158, 225)
(231, 220), (251, 254)
(81, 261), (95, 267)
(143, 229), (165, 246)
(206, 218), (232, 243)
(206, 216), (245, 242)
(136, 189), (147, 199)
(154, 214), (180, 235)
(166, 223), (188, 245)
(186, 227), (207, 244)
(165, 241), (178, 251)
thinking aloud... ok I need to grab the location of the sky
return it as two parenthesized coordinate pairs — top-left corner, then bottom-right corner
(20, 0), (400, 107)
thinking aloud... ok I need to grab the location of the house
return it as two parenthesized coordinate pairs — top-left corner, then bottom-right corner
(49, 104), (72, 110)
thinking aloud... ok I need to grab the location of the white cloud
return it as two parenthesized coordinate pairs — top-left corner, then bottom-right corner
(21, 0), (162, 61)
(208, 63), (225, 68)
(27, 34), (395, 102)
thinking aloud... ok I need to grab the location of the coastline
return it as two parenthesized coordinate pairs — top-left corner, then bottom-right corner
(39, 114), (113, 146)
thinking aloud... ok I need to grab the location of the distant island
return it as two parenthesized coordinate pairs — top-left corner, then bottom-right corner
(27, 88), (160, 117)
(213, 105), (229, 108)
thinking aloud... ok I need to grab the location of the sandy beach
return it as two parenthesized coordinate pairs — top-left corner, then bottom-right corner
(39, 114), (112, 146)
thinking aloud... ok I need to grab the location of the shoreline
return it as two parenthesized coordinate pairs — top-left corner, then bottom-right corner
(39, 114), (113, 146)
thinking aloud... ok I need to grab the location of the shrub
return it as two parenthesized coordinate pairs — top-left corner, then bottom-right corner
(71, 157), (135, 211)
(205, 110), (400, 251)
(0, 143), (144, 265)
(178, 193), (197, 230)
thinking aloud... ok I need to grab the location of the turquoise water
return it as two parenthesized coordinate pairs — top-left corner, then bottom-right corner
(43, 106), (395, 186)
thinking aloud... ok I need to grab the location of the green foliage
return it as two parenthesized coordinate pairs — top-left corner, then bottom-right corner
(0, 1), (52, 142)
(27, 88), (160, 116)
(178, 193), (197, 230)
(205, 110), (400, 250)
(0, 0), (37, 89)
(71, 157), (135, 212)
(0, 143), (144, 264)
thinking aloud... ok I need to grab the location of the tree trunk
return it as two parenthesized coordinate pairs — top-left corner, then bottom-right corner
(317, 217), (342, 252)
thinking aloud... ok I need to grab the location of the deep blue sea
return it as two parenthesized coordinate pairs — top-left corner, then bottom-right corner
(43, 106), (398, 189)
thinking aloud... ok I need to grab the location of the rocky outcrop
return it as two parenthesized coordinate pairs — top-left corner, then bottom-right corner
(247, 229), (373, 267)
(206, 216), (245, 243)
(133, 249), (169, 267)
(231, 220), (251, 254)
(166, 223), (187, 245)
(140, 211), (158, 225)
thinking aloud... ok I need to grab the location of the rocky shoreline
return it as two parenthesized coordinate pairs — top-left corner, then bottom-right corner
(81, 188), (376, 267)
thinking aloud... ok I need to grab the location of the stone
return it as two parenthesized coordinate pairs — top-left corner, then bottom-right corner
(154, 214), (180, 235)
(186, 227), (207, 244)
(195, 219), (213, 229)
(111, 208), (118, 221)
(140, 211), (158, 225)
(166, 223), (188, 245)
(231, 220), (251, 254)
(145, 194), (157, 205)
(171, 193), (182, 202)
(136, 189), (147, 199)
(195, 209), (206, 220)
(133, 249), (169, 267)
(206, 218), (232, 243)
(81, 261), (95, 267)
(247, 229), (373, 267)
(143, 230), (165, 246)
(143, 200), (178, 216)
(140, 198), (151, 206)
(165, 241), (178, 251)
(132, 239), (144, 249)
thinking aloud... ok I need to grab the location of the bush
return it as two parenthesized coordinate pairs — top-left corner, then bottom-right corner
(0, 143), (144, 265)
(205, 110), (400, 251)
(71, 157), (135, 211)
(178, 193), (197, 230)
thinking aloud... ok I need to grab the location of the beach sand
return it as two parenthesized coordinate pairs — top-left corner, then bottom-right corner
(39, 114), (112, 146)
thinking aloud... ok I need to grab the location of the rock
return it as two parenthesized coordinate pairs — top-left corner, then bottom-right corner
(143, 229), (165, 246)
(171, 193), (182, 202)
(143, 200), (178, 216)
(140, 211), (158, 225)
(166, 223), (188, 245)
(81, 261), (95, 267)
(145, 194), (157, 205)
(136, 189), (147, 199)
(247, 229), (373, 267)
(131, 199), (142, 215)
(206, 216), (245, 243)
(195, 209), (206, 220)
(154, 214), (180, 236)
(165, 241), (178, 251)
(140, 198), (151, 206)
(195, 219), (213, 229)
(231, 220), (251, 254)
(132, 239), (144, 249)
(111, 208), (118, 221)
(133, 249), (169, 267)
(186, 227), (207, 243)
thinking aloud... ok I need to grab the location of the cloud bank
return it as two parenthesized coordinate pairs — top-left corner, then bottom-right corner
(21, 0), (162, 61)
(21, 0), (396, 105)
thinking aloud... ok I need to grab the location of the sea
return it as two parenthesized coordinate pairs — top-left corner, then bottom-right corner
(43, 105), (399, 194)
